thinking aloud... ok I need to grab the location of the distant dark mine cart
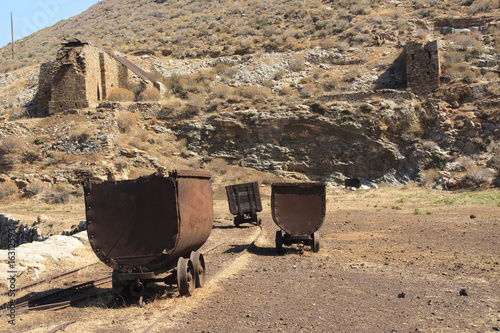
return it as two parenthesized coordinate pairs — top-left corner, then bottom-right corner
(225, 181), (262, 227)
(83, 170), (213, 298)
(272, 182), (326, 254)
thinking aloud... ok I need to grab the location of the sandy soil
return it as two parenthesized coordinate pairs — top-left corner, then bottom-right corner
(1, 185), (499, 332)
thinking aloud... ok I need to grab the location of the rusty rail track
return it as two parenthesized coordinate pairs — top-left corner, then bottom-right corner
(0, 261), (101, 296)
(1, 224), (256, 320)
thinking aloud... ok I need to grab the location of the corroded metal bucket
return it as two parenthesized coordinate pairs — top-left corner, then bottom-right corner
(83, 170), (213, 274)
(271, 182), (326, 236)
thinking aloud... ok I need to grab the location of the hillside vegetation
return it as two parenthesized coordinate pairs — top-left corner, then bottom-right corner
(0, 0), (499, 206)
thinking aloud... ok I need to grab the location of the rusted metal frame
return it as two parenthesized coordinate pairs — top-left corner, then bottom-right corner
(234, 186), (243, 219)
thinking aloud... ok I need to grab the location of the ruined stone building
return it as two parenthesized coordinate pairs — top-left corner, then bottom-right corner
(37, 39), (158, 116)
(405, 40), (441, 92)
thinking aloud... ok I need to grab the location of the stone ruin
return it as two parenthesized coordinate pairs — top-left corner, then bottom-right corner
(36, 38), (160, 116)
(405, 40), (441, 93)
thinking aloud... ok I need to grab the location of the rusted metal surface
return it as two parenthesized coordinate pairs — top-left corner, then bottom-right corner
(225, 182), (262, 226)
(271, 182), (326, 236)
(83, 170), (213, 276)
(113, 54), (157, 83)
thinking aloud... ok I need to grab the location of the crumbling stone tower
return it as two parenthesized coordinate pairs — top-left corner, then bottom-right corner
(405, 40), (441, 92)
(37, 39), (128, 115)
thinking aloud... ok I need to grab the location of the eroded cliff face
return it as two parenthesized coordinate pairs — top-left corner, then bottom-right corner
(0, 84), (498, 190)
(155, 85), (499, 186)
(168, 108), (405, 183)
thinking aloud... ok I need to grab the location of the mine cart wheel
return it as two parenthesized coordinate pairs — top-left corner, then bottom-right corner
(111, 270), (125, 295)
(312, 231), (320, 253)
(177, 257), (195, 296)
(275, 230), (284, 254)
(234, 216), (241, 228)
(190, 251), (206, 288)
(130, 280), (145, 298)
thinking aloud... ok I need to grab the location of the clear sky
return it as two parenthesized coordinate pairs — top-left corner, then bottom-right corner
(0, 0), (102, 48)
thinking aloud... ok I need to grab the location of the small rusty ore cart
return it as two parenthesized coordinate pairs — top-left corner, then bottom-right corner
(83, 170), (213, 298)
(225, 181), (262, 227)
(272, 182), (326, 254)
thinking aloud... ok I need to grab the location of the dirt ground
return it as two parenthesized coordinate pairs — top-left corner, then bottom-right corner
(1, 184), (499, 332)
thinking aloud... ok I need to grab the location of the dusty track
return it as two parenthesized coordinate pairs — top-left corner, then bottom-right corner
(1, 187), (499, 332)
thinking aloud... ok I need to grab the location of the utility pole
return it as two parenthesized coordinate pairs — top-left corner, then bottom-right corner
(11, 12), (14, 59)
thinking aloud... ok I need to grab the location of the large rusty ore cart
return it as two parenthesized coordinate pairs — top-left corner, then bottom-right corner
(83, 170), (213, 298)
(225, 181), (262, 227)
(272, 182), (326, 254)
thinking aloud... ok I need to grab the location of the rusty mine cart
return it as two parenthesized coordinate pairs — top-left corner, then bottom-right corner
(225, 181), (263, 227)
(272, 182), (326, 254)
(83, 170), (213, 300)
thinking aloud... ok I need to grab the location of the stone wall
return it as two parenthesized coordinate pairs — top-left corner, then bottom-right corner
(38, 39), (130, 114)
(35, 61), (55, 116)
(405, 40), (441, 93)
(99, 51), (128, 100)
(82, 44), (102, 104)
(48, 43), (89, 113)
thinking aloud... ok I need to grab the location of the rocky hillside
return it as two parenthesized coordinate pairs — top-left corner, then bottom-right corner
(0, 0), (499, 204)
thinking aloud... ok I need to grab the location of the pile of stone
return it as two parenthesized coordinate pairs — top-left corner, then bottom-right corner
(0, 214), (45, 250)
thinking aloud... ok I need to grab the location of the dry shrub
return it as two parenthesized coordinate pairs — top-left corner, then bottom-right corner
(292, 43), (307, 51)
(24, 181), (48, 196)
(300, 83), (316, 97)
(462, 69), (478, 84)
(343, 66), (360, 82)
(10, 107), (28, 120)
(212, 63), (231, 75)
(274, 70), (286, 80)
(322, 38), (337, 49)
(164, 97), (184, 111)
(323, 74), (341, 91)
(289, 54), (306, 71)
(184, 93), (206, 115)
(117, 112), (138, 133)
(460, 167), (494, 188)
(0, 182), (18, 199)
(487, 154), (500, 170)
(108, 88), (135, 102)
(484, 71), (499, 81)
(69, 125), (93, 144)
(419, 169), (439, 188)
(212, 83), (232, 99)
(280, 86), (294, 96)
(240, 85), (260, 99)
(1, 135), (28, 154)
(138, 87), (161, 101)
(455, 157), (475, 171)
(48, 183), (73, 204)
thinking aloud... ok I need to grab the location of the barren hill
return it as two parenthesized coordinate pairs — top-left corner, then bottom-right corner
(0, 0), (499, 207)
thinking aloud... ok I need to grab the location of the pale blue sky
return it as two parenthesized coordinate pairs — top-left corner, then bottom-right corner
(1, 0), (102, 48)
